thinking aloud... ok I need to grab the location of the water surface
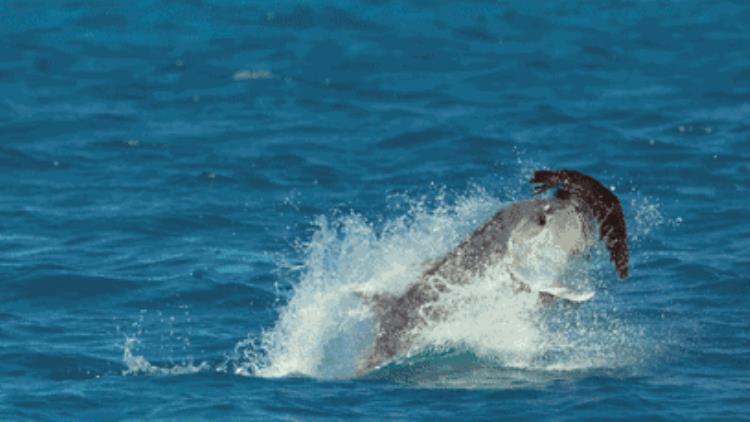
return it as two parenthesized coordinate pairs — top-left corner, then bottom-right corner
(1, 1), (749, 419)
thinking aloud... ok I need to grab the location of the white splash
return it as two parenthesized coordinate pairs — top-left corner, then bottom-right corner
(255, 192), (501, 378)
(249, 187), (654, 380)
(122, 337), (210, 376)
(117, 182), (660, 383)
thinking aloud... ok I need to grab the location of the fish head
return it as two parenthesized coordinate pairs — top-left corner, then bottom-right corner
(507, 199), (593, 279)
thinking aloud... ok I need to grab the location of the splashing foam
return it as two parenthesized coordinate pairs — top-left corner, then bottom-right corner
(122, 337), (210, 376)
(119, 186), (658, 383)
(249, 188), (652, 381)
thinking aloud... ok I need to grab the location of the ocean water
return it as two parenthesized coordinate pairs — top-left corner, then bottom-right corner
(1, 0), (749, 419)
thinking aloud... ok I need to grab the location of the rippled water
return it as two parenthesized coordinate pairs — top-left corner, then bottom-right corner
(2, 1), (749, 419)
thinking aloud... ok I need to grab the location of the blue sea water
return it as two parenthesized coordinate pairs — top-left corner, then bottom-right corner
(2, 0), (749, 419)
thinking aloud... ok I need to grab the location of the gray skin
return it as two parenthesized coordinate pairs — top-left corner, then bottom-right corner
(359, 197), (594, 371)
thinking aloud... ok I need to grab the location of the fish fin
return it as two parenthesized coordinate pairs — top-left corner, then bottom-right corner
(511, 272), (593, 306)
(537, 286), (595, 303)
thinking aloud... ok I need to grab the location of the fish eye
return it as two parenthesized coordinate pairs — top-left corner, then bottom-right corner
(538, 214), (546, 226)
